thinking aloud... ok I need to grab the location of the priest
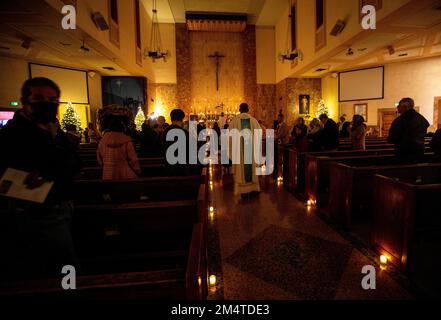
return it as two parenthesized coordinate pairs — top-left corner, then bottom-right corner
(228, 103), (262, 198)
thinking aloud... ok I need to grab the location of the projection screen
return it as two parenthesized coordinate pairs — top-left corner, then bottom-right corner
(339, 66), (384, 102)
(29, 63), (89, 104)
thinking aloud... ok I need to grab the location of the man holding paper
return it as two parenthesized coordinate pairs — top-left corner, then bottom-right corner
(0, 77), (79, 279)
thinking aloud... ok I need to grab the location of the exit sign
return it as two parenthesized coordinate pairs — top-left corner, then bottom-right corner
(9, 101), (19, 107)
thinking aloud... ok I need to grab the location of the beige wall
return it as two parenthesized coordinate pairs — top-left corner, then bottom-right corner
(337, 57), (441, 125)
(275, 0), (411, 83)
(256, 26), (276, 84)
(0, 56), (28, 107)
(321, 74), (339, 121)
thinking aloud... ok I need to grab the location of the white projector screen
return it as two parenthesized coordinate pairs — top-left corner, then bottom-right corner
(339, 67), (384, 102)
(29, 63), (89, 104)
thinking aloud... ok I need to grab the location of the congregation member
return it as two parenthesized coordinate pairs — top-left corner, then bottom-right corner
(87, 122), (100, 144)
(431, 128), (441, 157)
(162, 109), (190, 175)
(307, 118), (322, 151)
(292, 124), (309, 152)
(0, 77), (79, 279)
(97, 118), (141, 180)
(350, 115), (367, 151)
(319, 114), (339, 151)
(338, 115), (351, 138)
(140, 119), (161, 157)
(388, 97), (429, 162)
(291, 117), (308, 141)
(228, 103), (262, 198)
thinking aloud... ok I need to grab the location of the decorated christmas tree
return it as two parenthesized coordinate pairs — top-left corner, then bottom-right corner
(134, 106), (146, 131)
(316, 99), (329, 118)
(61, 102), (82, 133)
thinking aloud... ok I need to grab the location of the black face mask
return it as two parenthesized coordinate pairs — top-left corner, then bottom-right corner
(30, 101), (59, 124)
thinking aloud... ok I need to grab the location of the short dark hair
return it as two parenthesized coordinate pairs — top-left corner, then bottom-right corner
(399, 97), (415, 109)
(170, 109), (185, 121)
(319, 114), (329, 121)
(108, 118), (125, 132)
(239, 103), (249, 113)
(21, 77), (61, 103)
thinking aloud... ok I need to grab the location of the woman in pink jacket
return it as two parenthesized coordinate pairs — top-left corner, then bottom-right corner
(97, 118), (141, 180)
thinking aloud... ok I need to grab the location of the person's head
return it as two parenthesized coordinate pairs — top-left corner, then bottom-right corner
(88, 122), (95, 129)
(319, 113), (329, 124)
(157, 115), (166, 125)
(108, 118), (125, 133)
(278, 114), (284, 123)
(352, 114), (365, 130)
(21, 77), (61, 124)
(295, 124), (307, 138)
(213, 121), (219, 129)
(296, 117), (305, 126)
(397, 97), (415, 114)
(170, 109), (185, 126)
(310, 118), (320, 128)
(239, 103), (249, 114)
(340, 116), (346, 123)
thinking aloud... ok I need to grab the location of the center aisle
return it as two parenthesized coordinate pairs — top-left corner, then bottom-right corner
(208, 165), (411, 300)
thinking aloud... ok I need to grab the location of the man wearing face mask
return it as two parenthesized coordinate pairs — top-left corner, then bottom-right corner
(0, 77), (80, 280)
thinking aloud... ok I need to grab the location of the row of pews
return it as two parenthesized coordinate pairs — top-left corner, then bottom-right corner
(278, 136), (441, 297)
(1, 143), (210, 301)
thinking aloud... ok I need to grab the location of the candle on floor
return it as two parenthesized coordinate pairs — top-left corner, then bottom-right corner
(209, 275), (216, 286)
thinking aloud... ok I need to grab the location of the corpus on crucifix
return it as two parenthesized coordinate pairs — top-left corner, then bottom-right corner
(208, 51), (225, 91)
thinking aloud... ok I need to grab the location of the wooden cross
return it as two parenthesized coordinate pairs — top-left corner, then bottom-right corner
(208, 51), (225, 91)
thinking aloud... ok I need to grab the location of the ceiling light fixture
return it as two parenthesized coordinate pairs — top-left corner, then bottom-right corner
(79, 39), (90, 52)
(279, 0), (303, 63)
(145, 0), (170, 62)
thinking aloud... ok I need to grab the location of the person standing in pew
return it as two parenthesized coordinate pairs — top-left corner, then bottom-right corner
(431, 129), (441, 157)
(162, 109), (191, 176)
(318, 114), (339, 151)
(389, 98), (429, 163)
(0, 77), (79, 279)
(97, 118), (141, 180)
(350, 115), (367, 151)
(307, 118), (322, 151)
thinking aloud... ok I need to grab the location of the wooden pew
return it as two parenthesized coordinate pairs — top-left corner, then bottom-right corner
(304, 152), (436, 206)
(73, 175), (204, 204)
(328, 162), (441, 230)
(79, 156), (165, 168)
(372, 174), (441, 296)
(76, 164), (168, 180)
(287, 148), (396, 194)
(0, 222), (207, 301)
(0, 176), (208, 300)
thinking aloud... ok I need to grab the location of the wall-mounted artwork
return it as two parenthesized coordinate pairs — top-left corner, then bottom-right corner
(299, 94), (310, 114)
(354, 103), (368, 121)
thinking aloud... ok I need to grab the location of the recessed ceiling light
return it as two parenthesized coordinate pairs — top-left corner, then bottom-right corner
(103, 66), (115, 70)
(358, 48), (367, 52)
(59, 42), (72, 46)
(398, 53), (408, 57)
(315, 68), (327, 72)
(0, 46), (10, 50)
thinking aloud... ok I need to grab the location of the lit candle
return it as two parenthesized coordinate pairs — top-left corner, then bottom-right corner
(209, 275), (217, 286)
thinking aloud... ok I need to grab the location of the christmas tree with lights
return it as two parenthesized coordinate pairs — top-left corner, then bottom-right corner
(316, 99), (329, 118)
(134, 106), (146, 131)
(61, 102), (82, 133)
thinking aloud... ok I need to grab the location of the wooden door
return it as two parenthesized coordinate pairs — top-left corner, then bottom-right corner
(379, 110), (398, 137)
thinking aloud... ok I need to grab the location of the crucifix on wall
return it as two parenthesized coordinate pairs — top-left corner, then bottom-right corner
(208, 51), (225, 91)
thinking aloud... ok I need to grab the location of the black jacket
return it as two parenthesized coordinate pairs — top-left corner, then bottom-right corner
(431, 129), (441, 156)
(321, 119), (339, 150)
(0, 110), (79, 206)
(388, 109), (429, 158)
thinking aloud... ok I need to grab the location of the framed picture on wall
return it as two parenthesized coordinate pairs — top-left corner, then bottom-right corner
(354, 103), (368, 121)
(299, 94), (310, 114)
